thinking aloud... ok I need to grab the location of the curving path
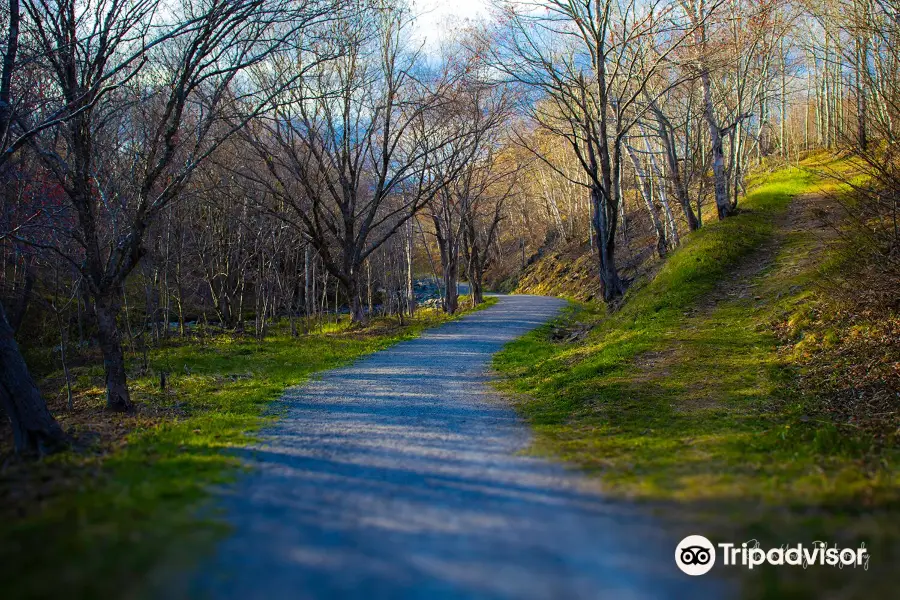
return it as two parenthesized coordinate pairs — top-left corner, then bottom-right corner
(186, 295), (727, 599)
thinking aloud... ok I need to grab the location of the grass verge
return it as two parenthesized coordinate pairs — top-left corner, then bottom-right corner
(2, 298), (495, 600)
(493, 157), (898, 597)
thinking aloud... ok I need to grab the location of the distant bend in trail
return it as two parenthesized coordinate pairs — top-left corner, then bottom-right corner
(186, 294), (727, 600)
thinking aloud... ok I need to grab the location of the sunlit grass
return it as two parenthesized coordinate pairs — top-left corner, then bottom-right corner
(496, 167), (817, 445)
(2, 298), (495, 600)
(493, 158), (899, 593)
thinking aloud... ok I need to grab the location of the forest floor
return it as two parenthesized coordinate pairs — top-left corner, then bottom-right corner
(0, 299), (493, 600)
(494, 155), (899, 598)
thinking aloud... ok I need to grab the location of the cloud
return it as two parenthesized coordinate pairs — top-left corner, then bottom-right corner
(411, 0), (491, 51)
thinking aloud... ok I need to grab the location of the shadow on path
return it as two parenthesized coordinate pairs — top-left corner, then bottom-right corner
(185, 295), (729, 599)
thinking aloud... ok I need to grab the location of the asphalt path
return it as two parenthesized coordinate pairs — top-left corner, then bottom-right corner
(187, 295), (727, 599)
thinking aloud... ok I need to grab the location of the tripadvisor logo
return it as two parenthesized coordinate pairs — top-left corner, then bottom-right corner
(675, 535), (716, 576)
(675, 535), (870, 575)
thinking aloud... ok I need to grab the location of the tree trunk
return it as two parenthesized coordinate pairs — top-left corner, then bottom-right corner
(8, 266), (34, 333)
(405, 222), (415, 315)
(433, 215), (460, 315)
(598, 244), (624, 303)
(94, 295), (133, 412)
(700, 67), (732, 220)
(781, 39), (788, 157)
(641, 134), (679, 249)
(304, 244), (312, 320)
(592, 186), (625, 302)
(856, 36), (868, 151)
(0, 301), (67, 455)
(439, 227), (460, 315)
(470, 275), (484, 305)
(687, 3), (730, 220)
(465, 228), (486, 306)
(627, 145), (667, 258)
(444, 264), (459, 314)
(347, 274), (366, 324)
(53, 304), (74, 411)
(650, 111), (698, 231)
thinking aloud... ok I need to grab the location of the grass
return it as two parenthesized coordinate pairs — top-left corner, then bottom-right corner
(495, 166), (813, 449)
(493, 156), (898, 597)
(1, 298), (495, 600)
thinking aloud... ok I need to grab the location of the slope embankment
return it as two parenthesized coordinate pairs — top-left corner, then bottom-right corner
(494, 156), (899, 597)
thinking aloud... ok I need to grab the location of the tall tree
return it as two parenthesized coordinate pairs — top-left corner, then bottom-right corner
(0, 0), (67, 453)
(492, 0), (694, 301)
(18, 0), (333, 410)
(242, 5), (463, 322)
(680, 0), (734, 219)
(426, 48), (511, 313)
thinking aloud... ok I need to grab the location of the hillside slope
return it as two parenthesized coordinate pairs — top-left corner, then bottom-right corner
(495, 157), (899, 597)
(512, 242), (600, 302)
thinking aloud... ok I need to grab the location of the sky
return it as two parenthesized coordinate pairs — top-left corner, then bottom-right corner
(410, 0), (492, 52)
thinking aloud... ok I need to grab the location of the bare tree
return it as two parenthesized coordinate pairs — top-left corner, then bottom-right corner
(13, 0), (334, 411)
(0, 0), (66, 453)
(242, 5), (464, 322)
(679, 0), (734, 219)
(424, 50), (512, 313)
(491, 0), (695, 302)
(460, 152), (516, 305)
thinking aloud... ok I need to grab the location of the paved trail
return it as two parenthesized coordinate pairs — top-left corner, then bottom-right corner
(188, 295), (727, 599)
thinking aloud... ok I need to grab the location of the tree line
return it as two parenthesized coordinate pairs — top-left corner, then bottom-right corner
(2, 0), (898, 453)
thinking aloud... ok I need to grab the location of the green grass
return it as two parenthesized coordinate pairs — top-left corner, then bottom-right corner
(495, 166), (814, 447)
(493, 159), (898, 596)
(2, 299), (495, 600)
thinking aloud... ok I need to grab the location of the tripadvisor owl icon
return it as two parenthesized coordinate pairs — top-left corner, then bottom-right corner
(676, 535), (716, 576)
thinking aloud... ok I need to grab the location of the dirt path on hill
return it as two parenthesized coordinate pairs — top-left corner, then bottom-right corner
(636, 190), (841, 389)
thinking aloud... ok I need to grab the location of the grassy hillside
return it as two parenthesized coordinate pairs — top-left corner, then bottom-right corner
(511, 241), (601, 302)
(494, 157), (898, 597)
